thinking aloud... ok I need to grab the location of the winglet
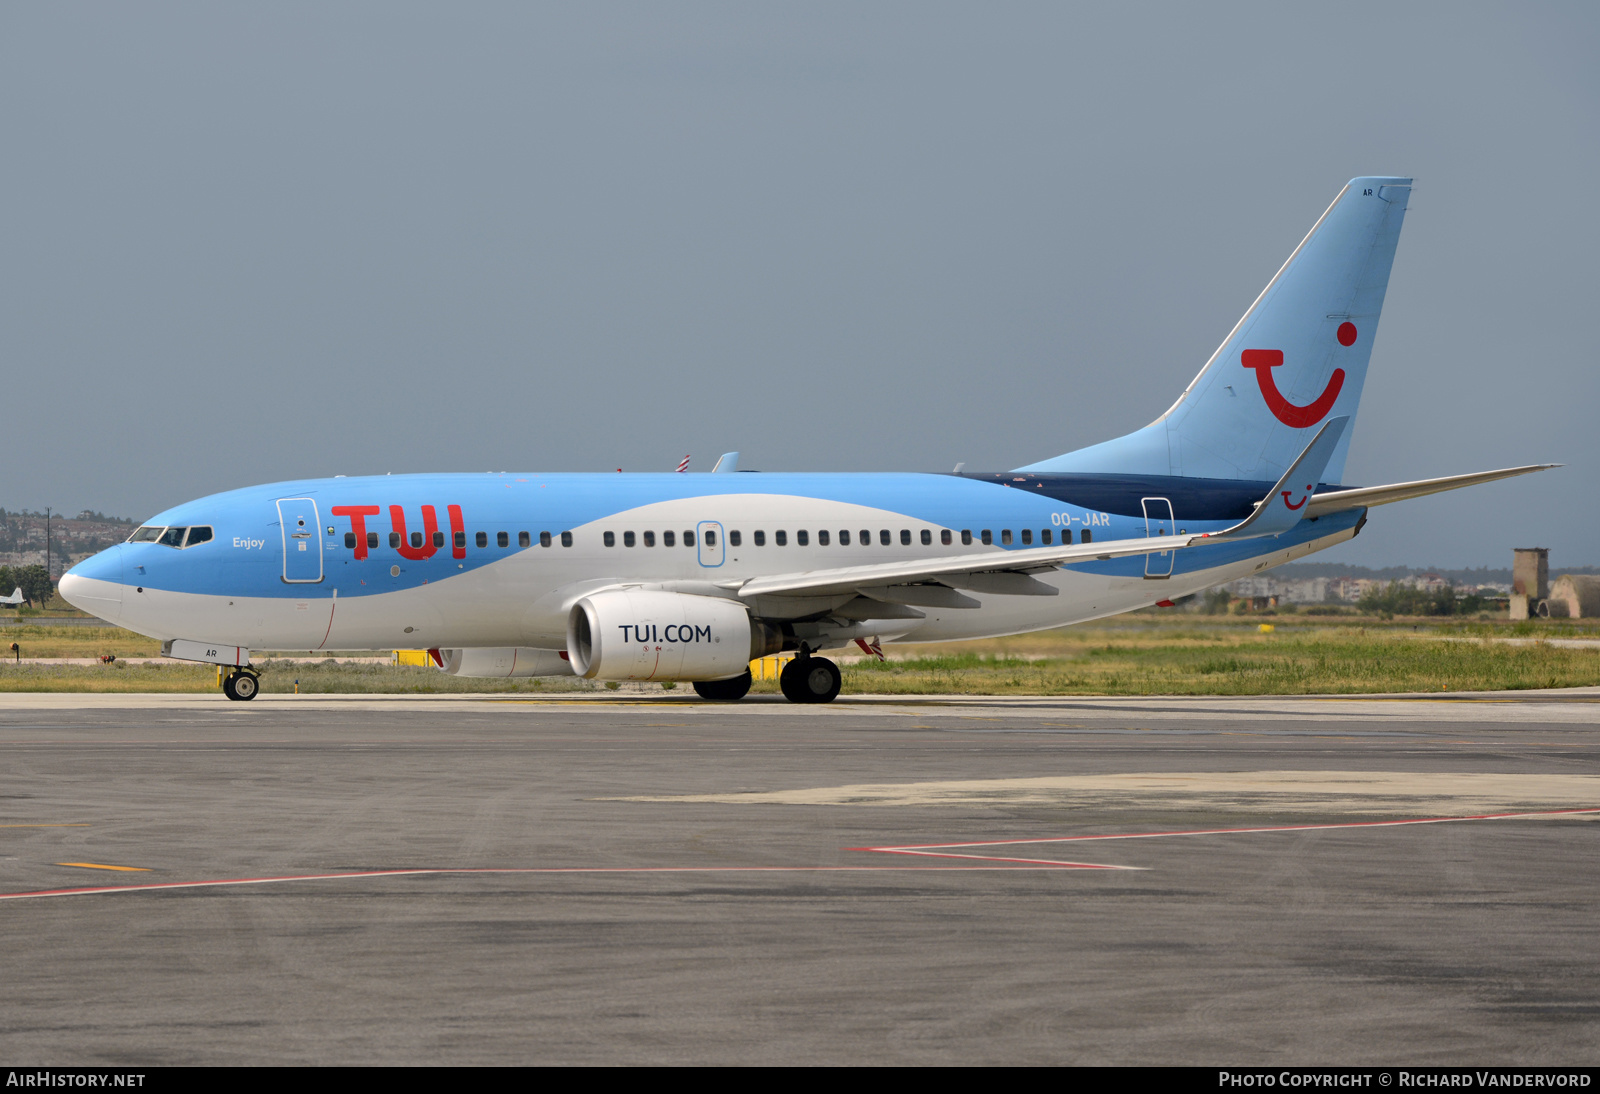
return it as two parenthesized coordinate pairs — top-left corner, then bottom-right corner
(711, 452), (740, 473)
(1203, 416), (1348, 542)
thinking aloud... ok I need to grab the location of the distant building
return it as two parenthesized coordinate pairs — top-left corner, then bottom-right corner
(1510, 548), (1550, 620)
(1542, 575), (1600, 619)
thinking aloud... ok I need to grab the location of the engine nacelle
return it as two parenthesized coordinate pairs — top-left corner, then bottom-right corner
(438, 647), (576, 678)
(567, 589), (781, 681)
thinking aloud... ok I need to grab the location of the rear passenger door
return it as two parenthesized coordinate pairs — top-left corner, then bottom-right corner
(1141, 497), (1174, 579)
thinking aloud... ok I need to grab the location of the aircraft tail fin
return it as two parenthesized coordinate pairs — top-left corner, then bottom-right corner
(1018, 177), (1412, 483)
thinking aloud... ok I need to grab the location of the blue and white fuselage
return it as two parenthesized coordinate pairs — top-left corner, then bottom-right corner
(59, 469), (1365, 653)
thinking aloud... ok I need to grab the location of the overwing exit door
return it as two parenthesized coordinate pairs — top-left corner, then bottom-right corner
(697, 521), (724, 567)
(277, 498), (324, 583)
(1141, 497), (1174, 578)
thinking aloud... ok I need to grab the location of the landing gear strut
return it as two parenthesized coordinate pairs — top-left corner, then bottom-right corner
(780, 655), (841, 704)
(693, 670), (753, 701)
(222, 670), (260, 701)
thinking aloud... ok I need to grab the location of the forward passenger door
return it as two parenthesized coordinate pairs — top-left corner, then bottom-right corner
(276, 498), (324, 583)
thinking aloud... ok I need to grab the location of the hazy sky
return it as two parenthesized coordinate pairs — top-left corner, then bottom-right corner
(3, 3), (1595, 568)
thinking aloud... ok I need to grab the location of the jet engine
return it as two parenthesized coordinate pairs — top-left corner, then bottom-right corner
(437, 647), (575, 678)
(567, 589), (782, 681)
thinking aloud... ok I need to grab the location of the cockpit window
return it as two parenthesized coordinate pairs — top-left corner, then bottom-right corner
(184, 526), (213, 547)
(158, 527), (186, 547)
(129, 526), (163, 543)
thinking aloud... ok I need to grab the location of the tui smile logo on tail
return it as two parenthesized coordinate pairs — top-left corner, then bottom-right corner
(1241, 346), (1347, 428)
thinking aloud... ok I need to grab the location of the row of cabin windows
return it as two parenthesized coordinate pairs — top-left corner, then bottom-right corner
(598, 527), (1093, 548)
(343, 530), (574, 550)
(339, 525), (1098, 552)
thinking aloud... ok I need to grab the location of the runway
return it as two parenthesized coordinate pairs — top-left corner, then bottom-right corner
(1, 691), (1597, 1064)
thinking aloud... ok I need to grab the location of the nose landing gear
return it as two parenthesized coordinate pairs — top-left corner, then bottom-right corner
(222, 670), (260, 701)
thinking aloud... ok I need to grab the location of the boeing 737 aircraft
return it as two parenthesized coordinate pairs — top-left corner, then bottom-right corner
(60, 177), (1551, 701)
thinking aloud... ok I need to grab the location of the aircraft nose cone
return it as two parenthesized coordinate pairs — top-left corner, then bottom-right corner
(59, 547), (125, 621)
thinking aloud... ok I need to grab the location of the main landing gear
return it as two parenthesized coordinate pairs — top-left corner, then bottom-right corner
(692, 670), (753, 702)
(222, 669), (260, 701)
(779, 655), (841, 704)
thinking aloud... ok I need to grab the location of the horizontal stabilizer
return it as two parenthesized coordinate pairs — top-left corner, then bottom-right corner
(1200, 417), (1346, 543)
(1305, 464), (1558, 517)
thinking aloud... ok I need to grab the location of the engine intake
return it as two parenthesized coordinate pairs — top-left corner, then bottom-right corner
(567, 589), (781, 681)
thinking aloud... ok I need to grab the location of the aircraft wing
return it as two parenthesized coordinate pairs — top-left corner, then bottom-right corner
(1304, 464), (1558, 517)
(732, 532), (1197, 599)
(735, 419), (1351, 602)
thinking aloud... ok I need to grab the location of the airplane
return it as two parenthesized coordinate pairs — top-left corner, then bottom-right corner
(59, 177), (1553, 702)
(0, 586), (24, 608)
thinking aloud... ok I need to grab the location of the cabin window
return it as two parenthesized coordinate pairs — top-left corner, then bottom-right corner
(900, 529), (911, 546)
(728, 530), (740, 547)
(1080, 528), (1091, 544)
(366, 531), (377, 549)
(1001, 529), (1013, 546)
(961, 530), (972, 545)
(644, 530), (656, 547)
(519, 532), (531, 547)
(623, 531), (636, 547)
(433, 531), (445, 548)
(920, 529), (931, 546)
(344, 533), (356, 549)
(560, 531), (572, 547)
(476, 531), (488, 548)
(1041, 529), (1052, 545)
(391, 532), (401, 549)
(603, 531), (615, 547)
(818, 530), (830, 546)
(879, 529), (891, 546)
(704, 529), (717, 547)
(797, 530), (809, 546)
(411, 531), (424, 549)
(775, 530), (787, 546)
(1020, 529), (1032, 546)
(981, 530), (993, 546)
(185, 526), (214, 547)
(941, 529), (952, 546)
(859, 529), (870, 546)
(683, 530), (694, 547)
(839, 529), (850, 546)
(497, 531), (509, 548)
(754, 530), (766, 546)
(454, 531), (467, 549)
(663, 530), (676, 547)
